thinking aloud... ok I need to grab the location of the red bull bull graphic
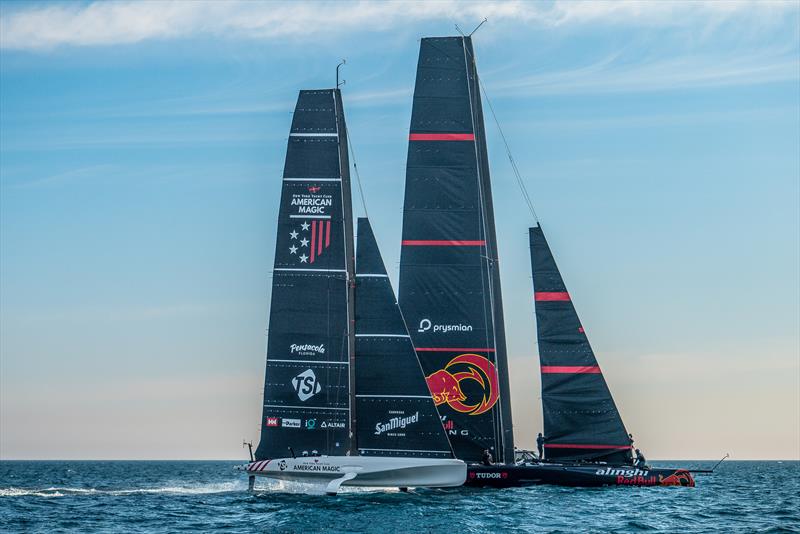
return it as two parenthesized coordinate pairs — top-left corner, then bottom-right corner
(425, 353), (499, 415)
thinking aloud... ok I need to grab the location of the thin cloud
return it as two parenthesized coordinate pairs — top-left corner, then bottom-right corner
(1, 0), (796, 51)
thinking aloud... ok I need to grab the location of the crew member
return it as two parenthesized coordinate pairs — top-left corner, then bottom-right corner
(635, 449), (647, 469)
(536, 433), (545, 460)
(481, 449), (493, 466)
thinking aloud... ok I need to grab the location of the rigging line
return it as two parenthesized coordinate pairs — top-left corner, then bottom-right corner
(476, 74), (539, 224)
(344, 120), (369, 220)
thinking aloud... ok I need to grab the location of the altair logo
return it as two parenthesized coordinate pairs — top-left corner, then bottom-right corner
(374, 412), (419, 435)
(417, 318), (473, 334)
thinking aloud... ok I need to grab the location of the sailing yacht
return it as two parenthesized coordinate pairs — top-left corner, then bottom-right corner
(398, 36), (695, 487)
(241, 89), (465, 494)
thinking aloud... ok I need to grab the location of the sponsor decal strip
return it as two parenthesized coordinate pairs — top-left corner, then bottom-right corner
(263, 404), (349, 411)
(269, 359), (348, 365)
(274, 268), (346, 273)
(544, 444), (630, 450)
(355, 273), (388, 278)
(541, 365), (601, 374)
(356, 394), (431, 398)
(415, 347), (495, 352)
(534, 291), (571, 301)
(359, 448), (452, 453)
(249, 460), (270, 471)
(408, 133), (475, 141)
(354, 334), (410, 338)
(289, 132), (338, 137)
(289, 214), (331, 219)
(402, 240), (485, 246)
(283, 178), (341, 182)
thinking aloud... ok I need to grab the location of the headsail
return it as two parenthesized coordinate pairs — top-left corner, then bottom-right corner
(529, 225), (632, 464)
(255, 89), (355, 461)
(354, 218), (454, 458)
(398, 36), (514, 464)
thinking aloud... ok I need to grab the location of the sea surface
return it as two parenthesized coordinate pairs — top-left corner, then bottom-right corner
(1, 460), (798, 533)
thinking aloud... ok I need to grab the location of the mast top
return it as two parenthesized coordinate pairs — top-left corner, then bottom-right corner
(336, 59), (346, 88)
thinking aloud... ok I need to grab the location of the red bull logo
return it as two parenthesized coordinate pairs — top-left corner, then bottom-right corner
(425, 353), (499, 415)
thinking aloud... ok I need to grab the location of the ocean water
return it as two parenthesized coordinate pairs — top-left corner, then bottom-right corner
(1, 460), (798, 533)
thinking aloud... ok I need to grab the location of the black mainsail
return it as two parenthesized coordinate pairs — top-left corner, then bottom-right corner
(529, 225), (632, 464)
(255, 89), (355, 461)
(398, 36), (514, 464)
(355, 218), (454, 459)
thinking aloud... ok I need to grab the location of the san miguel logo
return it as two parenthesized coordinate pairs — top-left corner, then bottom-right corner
(425, 354), (499, 415)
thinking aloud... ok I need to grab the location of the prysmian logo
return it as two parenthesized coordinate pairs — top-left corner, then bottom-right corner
(374, 412), (419, 435)
(417, 318), (473, 334)
(290, 343), (326, 356)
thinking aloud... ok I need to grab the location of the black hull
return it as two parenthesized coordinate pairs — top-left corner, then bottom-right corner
(465, 464), (695, 488)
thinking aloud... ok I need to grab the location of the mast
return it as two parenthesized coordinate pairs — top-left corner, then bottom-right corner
(398, 36), (514, 464)
(334, 88), (358, 456)
(462, 36), (515, 465)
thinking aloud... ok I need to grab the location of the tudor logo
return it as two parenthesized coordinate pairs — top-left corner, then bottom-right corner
(292, 369), (322, 401)
(417, 318), (473, 334)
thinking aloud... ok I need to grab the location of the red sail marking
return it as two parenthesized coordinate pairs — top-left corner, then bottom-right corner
(416, 347), (496, 352)
(325, 220), (330, 247)
(310, 220), (316, 263)
(409, 133), (475, 141)
(535, 291), (571, 301)
(402, 240), (486, 246)
(544, 444), (631, 450)
(541, 366), (601, 374)
(317, 222), (323, 255)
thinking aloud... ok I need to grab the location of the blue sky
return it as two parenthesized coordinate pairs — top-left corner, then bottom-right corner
(1, 1), (798, 460)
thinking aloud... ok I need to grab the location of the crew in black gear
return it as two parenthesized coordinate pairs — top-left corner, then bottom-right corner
(481, 449), (493, 466)
(635, 449), (647, 469)
(536, 433), (545, 460)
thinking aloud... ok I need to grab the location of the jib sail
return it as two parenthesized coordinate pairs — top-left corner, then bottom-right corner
(255, 89), (355, 461)
(529, 225), (632, 464)
(354, 218), (454, 458)
(398, 36), (514, 464)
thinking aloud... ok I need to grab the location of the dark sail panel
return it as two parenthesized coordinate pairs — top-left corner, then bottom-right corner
(398, 36), (514, 464)
(256, 90), (353, 460)
(355, 218), (454, 459)
(529, 225), (632, 464)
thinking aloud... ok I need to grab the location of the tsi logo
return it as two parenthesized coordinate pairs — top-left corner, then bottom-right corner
(418, 318), (473, 334)
(292, 369), (322, 401)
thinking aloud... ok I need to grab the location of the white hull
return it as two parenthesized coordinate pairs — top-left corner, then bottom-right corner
(240, 456), (466, 493)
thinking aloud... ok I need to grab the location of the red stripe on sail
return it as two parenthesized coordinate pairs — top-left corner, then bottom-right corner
(535, 291), (571, 301)
(402, 240), (485, 246)
(310, 220), (316, 263)
(317, 222), (323, 255)
(409, 133), (475, 141)
(541, 366), (601, 374)
(325, 220), (330, 248)
(415, 347), (496, 352)
(544, 444), (630, 450)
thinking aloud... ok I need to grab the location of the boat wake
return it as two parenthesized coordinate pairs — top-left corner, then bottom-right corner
(0, 481), (244, 498)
